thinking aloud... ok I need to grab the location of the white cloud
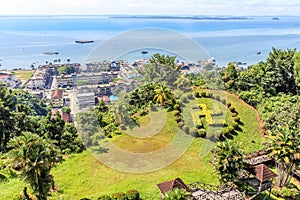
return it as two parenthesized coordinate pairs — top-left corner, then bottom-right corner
(0, 0), (299, 15)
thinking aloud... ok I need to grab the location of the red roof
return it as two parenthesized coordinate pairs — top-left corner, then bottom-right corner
(157, 178), (192, 195)
(52, 90), (63, 99)
(61, 112), (70, 122)
(0, 74), (9, 79)
(253, 164), (278, 183)
(97, 96), (110, 103)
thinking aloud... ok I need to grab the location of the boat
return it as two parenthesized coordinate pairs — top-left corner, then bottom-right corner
(43, 52), (59, 55)
(141, 50), (148, 54)
(257, 51), (261, 55)
(272, 17), (280, 20)
(75, 40), (94, 44)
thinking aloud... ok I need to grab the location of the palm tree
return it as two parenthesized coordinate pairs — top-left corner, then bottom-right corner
(163, 188), (192, 200)
(213, 140), (244, 183)
(267, 123), (300, 187)
(8, 132), (61, 200)
(154, 83), (173, 105)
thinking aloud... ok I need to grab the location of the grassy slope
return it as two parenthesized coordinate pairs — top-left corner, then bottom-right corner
(0, 92), (265, 199)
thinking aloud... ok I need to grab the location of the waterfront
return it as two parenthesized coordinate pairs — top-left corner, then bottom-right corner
(1, 16), (300, 69)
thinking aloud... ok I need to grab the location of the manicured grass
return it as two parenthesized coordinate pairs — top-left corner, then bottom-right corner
(0, 91), (265, 199)
(12, 70), (34, 81)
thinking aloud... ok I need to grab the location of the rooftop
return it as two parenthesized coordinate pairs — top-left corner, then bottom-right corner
(52, 89), (63, 99)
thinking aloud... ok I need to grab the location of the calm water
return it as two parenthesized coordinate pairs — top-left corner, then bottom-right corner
(1, 16), (300, 69)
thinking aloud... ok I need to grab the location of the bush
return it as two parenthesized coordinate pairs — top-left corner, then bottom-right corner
(215, 95), (221, 101)
(231, 112), (238, 117)
(272, 187), (300, 199)
(175, 115), (182, 123)
(189, 127), (198, 137)
(174, 110), (181, 116)
(111, 192), (127, 200)
(233, 116), (240, 122)
(232, 122), (239, 129)
(194, 91), (200, 98)
(199, 114), (206, 118)
(196, 122), (203, 129)
(126, 189), (140, 200)
(182, 125), (189, 134)
(97, 195), (112, 200)
(229, 106), (236, 113)
(201, 91), (207, 97)
(178, 121), (185, 128)
(120, 124), (126, 130)
(173, 104), (180, 111)
(226, 102), (231, 108)
(198, 129), (206, 138)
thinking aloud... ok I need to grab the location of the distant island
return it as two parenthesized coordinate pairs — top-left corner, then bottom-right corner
(43, 52), (59, 55)
(75, 40), (94, 44)
(272, 17), (280, 20)
(109, 15), (253, 20)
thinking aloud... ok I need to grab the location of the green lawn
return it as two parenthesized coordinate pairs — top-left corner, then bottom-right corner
(0, 92), (266, 199)
(12, 70), (34, 81)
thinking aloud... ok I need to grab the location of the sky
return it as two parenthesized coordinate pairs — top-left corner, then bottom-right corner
(0, 0), (300, 16)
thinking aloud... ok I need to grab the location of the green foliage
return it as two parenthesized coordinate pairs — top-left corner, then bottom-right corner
(198, 129), (206, 138)
(233, 116), (240, 122)
(62, 106), (71, 114)
(182, 125), (189, 134)
(173, 104), (180, 111)
(214, 140), (244, 183)
(221, 62), (238, 90)
(97, 195), (112, 200)
(8, 132), (62, 200)
(189, 127), (198, 137)
(272, 186), (300, 199)
(177, 121), (185, 128)
(57, 65), (75, 75)
(154, 83), (174, 105)
(111, 192), (127, 200)
(0, 87), (48, 151)
(126, 189), (140, 200)
(163, 188), (191, 200)
(267, 123), (300, 187)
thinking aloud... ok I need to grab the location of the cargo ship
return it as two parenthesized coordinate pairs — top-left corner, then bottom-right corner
(75, 40), (94, 44)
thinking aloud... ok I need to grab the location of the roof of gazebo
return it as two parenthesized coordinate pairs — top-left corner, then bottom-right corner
(252, 164), (278, 183)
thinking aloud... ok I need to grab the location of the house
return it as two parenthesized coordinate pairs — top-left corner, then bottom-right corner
(95, 96), (110, 104)
(0, 72), (18, 88)
(51, 89), (64, 108)
(157, 178), (192, 198)
(77, 92), (95, 110)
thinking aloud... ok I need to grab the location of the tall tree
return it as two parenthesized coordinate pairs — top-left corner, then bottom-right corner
(154, 83), (173, 105)
(213, 140), (244, 183)
(8, 132), (62, 200)
(267, 123), (300, 187)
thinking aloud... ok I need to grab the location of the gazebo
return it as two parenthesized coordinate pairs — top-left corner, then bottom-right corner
(244, 164), (278, 199)
(157, 178), (192, 198)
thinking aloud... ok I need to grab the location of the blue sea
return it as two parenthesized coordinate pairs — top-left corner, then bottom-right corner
(1, 15), (300, 69)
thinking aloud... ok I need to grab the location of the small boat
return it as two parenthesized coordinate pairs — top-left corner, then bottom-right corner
(272, 17), (280, 20)
(141, 50), (148, 54)
(75, 40), (94, 44)
(43, 52), (59, 55)
(257, 51), (261, 55)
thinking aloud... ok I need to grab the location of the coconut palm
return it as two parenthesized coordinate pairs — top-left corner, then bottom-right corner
(8, 132), (61, 200)
(154, 83), (173, 105)
(267, 123), (300, 187)
(213, 140), (244, 183)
